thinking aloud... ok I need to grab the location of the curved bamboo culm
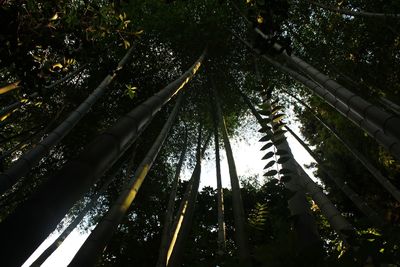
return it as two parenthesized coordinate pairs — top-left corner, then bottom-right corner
(284, 125), (385, 227)
(156, 130), (188, 267)
(253, 27), (400, 146)
(232, 32), (400, 163)
(285, 91), (400, 203)
(68, 94), (185, 266)
(213, 84), (250, 265)
(308, 0), (400, 19)
(285, 53), (400, 143)
(167, 129), (211, 267)
(0, 47), (134, 196)
(0, 49), (206, 267)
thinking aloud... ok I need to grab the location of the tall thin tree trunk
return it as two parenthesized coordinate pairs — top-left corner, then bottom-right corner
(0, 47), (134, 195)
(167, 126), (211, 267)
(233, 32), (400, 162)
(0, 49), (206, 267)
(285, 91), (400, 203)
(156, 130), (188, 267)
(213, 84), (250, 265)
(69, 94), (184, 266)
(284, 125), (385, 227)
(214, 116), (226, 256)
(308, 0), (400, 19)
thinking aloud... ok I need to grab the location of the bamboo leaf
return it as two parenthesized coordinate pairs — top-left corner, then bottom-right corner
(260, 142), (273, 150)
(273, 122), (286, 130)
(258, 126), (271, 133)
(257, 109), (269, 116)
(281, 176), (291, 183)
(259, 135), (272, 142)
(262, 151), (274, 160)
(264, 160), (276, 169)
(264, 169), (278, 176)
(273, 129), (286, 138)
(271, 105), (284, 114)
(273, 137), (285, 145)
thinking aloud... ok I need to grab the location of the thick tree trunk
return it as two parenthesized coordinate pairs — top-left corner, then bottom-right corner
(308, 0), (400, 19)
(156, 130), (188, 267)
(214, 118), (226, 256)
(30, 150), (137, 267)
(284, 125), (385, 227)
(0, 49), (206, 267)
(167, 127), (211, 267)
(0, 47), (134, 195)
(68, 94), (184, 266)
(286, 92), (400, 203)
(234, 32), (400, 162)
(213, 86), (250, 265)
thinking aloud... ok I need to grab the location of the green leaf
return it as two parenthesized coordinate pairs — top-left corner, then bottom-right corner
(273, 122), (286, 130)
(281, 176), (291, 183)
(273, 129), (286, 138)
(273, 137), (286, 145)
(260, 142), (274, 150)
(277, 157), (290, 164)
(271, 105), (284, 114)
(262, 151), (275, 160)
(264, 169), (278, 176)
(264, 160), (276, 169)
(257, 109), (270, 116)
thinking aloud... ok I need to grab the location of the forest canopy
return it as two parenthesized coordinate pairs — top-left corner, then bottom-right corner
(0, 0), (400, 266)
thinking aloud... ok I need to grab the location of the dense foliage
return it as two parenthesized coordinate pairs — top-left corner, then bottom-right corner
(0, 0), (400, 266)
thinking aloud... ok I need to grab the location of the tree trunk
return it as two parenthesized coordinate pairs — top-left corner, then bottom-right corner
(233, 32), (400, 162)
(0, 49), (206, 267)
(68, 94), (184, 266)
(284, 125), (385, 227)
(285, 52), (400, 144)
(156, 130), (188, 267)
(285, 91), (400, 203)
(214, 116), (226, 256)
(308, 0), (400, 19)
(0, 47), (134, 195)
(213, 85), (250, 265)
(30, 149), (137, 267)
(167, 126), (211, 267)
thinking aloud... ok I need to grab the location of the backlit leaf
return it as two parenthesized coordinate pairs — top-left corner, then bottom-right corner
(264, 160), (276, 169)
(262, 151), (274, 160)
(264, 169), (278, 176)
(0, 81), (21, 94)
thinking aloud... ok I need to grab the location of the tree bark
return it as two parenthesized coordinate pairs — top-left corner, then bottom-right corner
(0, 47), (134, 195)
(308, 0), (400, 19)
(213, 84), (250, 265)
(68, 94), (184, 266)
(0, 49), (206, 267)
(156, 130), (188, 267)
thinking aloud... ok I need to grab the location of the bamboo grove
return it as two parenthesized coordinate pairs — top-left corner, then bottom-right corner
(0, 0), (400, 266)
